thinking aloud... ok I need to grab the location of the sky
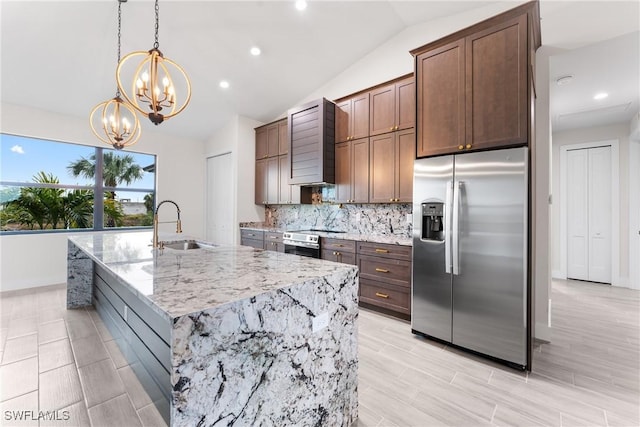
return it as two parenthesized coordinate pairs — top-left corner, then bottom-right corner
(0, 134), (155, 202)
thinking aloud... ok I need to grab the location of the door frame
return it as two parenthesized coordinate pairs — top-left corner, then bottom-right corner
(559, 139), (619, 285)
(205, 151), (235, 245)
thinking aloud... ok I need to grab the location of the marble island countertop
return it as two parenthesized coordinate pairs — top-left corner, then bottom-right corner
(68, 231), (358, 319)
(239, 223), (413, 246)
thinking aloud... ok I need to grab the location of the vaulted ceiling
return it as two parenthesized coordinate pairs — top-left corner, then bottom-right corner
(1, 1), (638, 141)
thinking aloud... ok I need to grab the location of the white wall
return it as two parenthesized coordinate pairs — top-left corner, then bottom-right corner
(291, 1), (527, 108)
(0, 103), (205, 292)
(551, 122), (632, 287)
(204, 114), (263, 245)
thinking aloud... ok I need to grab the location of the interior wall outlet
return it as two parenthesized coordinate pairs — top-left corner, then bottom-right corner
(406, 213), (412, 224)
(312, 312), (329, 333)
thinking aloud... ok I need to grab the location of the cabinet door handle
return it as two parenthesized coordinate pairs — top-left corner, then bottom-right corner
(390, 198), (394, 202)
(375, 268), (389, 273)
(389, 127), (394, 131)
(458, 145), (464, 150)
(466, 144), (472, 149)
(394, 125), (399, 130)
(375, 249), (389, 253)
(375, 292), (389, 299)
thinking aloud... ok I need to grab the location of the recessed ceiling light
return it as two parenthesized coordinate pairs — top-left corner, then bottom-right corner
(250, 46), (261, 56)
(295, 0), (307, 11)
(593, 92), (608, 100)
(219, 80), (230, 89)
(556, 75), (574, 86)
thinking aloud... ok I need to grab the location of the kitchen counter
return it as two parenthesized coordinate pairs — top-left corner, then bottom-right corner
(239, 224), (413, 246)
(67, 231), (358, 426)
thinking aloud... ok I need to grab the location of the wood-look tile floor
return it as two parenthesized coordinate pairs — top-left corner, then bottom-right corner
(1, 279), (638, 426)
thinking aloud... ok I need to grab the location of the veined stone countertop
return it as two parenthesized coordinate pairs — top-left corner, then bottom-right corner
(68, 231), (358, 319)
(239, 224), (413, 246)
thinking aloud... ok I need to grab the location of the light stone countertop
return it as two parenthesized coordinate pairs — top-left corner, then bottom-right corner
(240, 224), (413, 246)
(68, 231), (357, 319)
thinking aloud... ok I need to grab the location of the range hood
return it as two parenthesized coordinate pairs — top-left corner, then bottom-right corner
(287, 98), (336, 185)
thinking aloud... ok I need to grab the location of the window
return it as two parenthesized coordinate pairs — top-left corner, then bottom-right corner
(0, 134), (156, 233)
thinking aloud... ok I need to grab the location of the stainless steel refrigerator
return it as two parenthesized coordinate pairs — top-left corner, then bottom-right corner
(412, 146), (530, 370)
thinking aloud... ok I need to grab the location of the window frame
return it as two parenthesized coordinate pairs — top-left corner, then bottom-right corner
(0, 135), (156, 235)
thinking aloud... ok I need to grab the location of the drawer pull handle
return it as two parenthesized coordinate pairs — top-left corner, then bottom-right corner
(375, 249), (389, 253)
(336, 244), (344, 247)
(375, 268), (389, 273)
(269, 236), (278, 239)
(375, 292), (389, 299)
(247, 233), (254, 237)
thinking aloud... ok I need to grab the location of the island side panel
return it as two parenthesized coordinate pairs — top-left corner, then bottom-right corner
(171, 267), (359, 427)
(67, 240), (93, 308)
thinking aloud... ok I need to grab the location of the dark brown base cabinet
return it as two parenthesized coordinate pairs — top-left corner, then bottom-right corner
(412, 1), (540, 157)
(357, 242), (412, 316)
(264, 231), (284, 252)
(240, 229), (264, 249)
(321, 237), (412, 317)
(320, 238), (356, 265)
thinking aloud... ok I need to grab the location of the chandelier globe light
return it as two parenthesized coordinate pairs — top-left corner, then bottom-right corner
(116, 0), (191, 125)
(90, 0), (141, 150)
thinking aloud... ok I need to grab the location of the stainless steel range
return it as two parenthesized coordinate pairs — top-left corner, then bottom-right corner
(282, 229), (346, 258)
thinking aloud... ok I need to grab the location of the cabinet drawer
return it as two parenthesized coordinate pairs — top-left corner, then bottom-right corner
(358, 255), (411, 287)
(241, 238), (264, 249)
(240, 229), (264, 240)
(321, 249), (356, 265)
(357, 242), (411, 261)
(359, 279), (410, 315)
(321, 238), (357, 253)
(265, 241), (284, 253)
(265, 231), (283, 242)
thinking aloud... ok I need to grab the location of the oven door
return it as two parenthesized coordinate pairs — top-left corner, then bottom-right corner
(283, 242), (320, 258)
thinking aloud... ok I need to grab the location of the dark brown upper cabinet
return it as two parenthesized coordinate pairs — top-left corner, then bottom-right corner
(335, 137), (369, 204)
(255, 157), (279, 205)
(369, 77), (415, 137)
(335, 93), (370, 143)
(255, 121), (282, 159)
(369, 129), (415, 203)
(412, 1), (540, 158)
(278, 119), (288, 155)
(288, 98), (336, 185)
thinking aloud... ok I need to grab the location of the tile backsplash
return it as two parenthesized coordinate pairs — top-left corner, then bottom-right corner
(264, 203), (413, 238)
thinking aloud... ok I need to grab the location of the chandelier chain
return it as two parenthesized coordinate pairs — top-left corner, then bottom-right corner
(153, 0), (159, 49)
(116, 0), (122, 97)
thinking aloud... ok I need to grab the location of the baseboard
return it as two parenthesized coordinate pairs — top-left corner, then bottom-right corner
(612, 276), (630, 288)
(551, 269), (564, 279)
(0, 282), (66, 297)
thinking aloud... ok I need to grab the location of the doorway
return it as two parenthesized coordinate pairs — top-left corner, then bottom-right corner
(206, 152), (234, 245)
(560, 140), (619, 285)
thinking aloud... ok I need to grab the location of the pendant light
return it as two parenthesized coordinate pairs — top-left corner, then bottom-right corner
(116, 0), (191, 125)
(89, 0), (141, 150)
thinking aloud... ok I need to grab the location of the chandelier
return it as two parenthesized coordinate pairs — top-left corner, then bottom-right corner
(116, 0), (191, 125)
(90, 0), (141, 150)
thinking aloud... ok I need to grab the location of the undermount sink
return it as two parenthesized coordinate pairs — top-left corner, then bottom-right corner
(161, 240), (212, 251)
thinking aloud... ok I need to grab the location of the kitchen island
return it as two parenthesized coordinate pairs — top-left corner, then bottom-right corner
(67, 231), (359, 427)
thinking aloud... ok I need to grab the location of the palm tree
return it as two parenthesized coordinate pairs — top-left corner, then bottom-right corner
(68, 152), (143, 226)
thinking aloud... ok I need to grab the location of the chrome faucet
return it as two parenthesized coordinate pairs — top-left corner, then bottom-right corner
(153, 200), (182, 248)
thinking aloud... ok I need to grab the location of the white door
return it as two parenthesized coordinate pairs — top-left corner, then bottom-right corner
(206, 153), (234, 245)
(567, 146), (611, 283)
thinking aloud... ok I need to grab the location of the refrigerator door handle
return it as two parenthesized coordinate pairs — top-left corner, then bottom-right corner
(445, 181), (453, 274)
(452, 181), (461, 275)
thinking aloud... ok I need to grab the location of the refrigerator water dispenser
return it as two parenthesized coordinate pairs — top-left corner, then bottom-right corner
(421, 201), (444, 241)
